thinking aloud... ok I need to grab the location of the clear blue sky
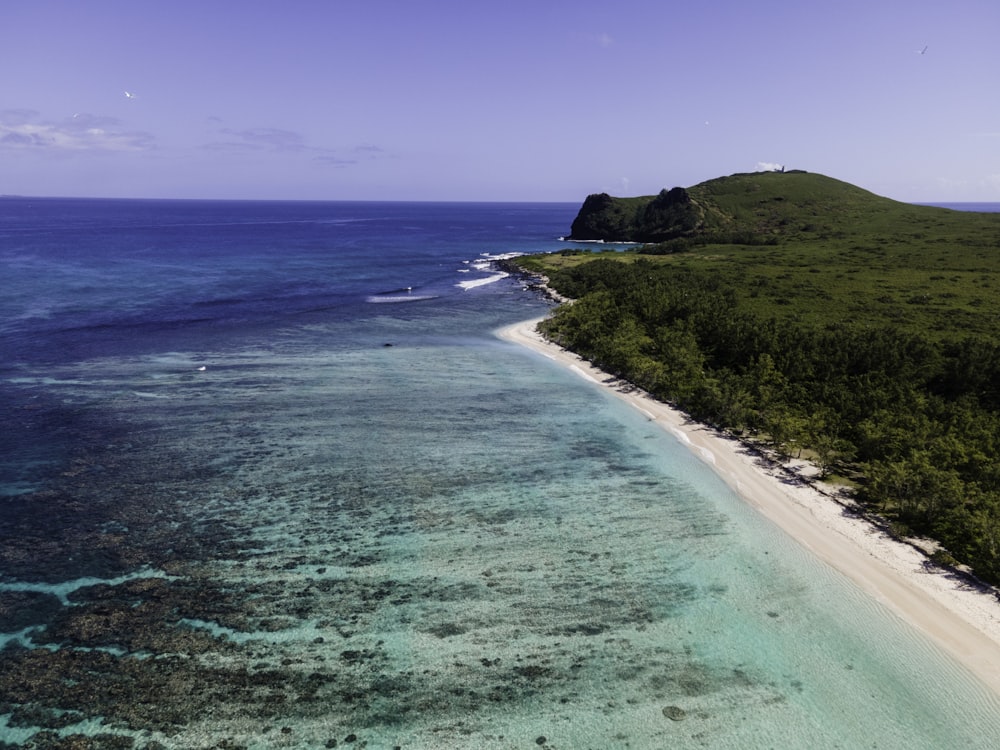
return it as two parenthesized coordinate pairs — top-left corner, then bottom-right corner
(2, 0), (998, 202)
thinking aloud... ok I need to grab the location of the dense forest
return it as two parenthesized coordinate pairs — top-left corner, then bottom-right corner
(516, 172), (1000, 584)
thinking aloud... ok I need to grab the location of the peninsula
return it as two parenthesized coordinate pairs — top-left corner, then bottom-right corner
(512, 170), (1000, 585)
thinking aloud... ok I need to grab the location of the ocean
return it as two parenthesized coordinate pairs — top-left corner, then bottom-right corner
(2, 197), (1000, 749)
(919, 202), (1000, 212)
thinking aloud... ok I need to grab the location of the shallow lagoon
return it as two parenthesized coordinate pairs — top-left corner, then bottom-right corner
(2, 200), (1000, 748)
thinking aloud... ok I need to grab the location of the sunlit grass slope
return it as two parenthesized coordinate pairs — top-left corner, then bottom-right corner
(516, 171), (1000, 582)
(535, 171), (1000, 339)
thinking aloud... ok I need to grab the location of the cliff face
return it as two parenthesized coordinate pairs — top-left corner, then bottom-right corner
(568, 193), (642, 241)
(566, 170), (926, 245)
(638, 187), (703, 240)
(569, 187), (703, 242)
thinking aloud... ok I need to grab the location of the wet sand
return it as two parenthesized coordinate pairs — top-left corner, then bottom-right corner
(498, 316), (1000, 698)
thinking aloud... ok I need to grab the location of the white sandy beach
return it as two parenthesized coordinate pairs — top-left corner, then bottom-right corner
(499, 316), (1000, 698)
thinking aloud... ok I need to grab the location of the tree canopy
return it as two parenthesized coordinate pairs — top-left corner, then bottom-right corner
(517, 172), (1000, 583)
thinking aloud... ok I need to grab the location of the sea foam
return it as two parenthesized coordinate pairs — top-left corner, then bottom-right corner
(456, 271), (509, 290)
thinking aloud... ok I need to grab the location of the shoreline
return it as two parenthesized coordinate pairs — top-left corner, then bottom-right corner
(497, 315), (1000, 698)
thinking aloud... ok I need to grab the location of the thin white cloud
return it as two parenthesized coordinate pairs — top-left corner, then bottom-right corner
(216, 127), (308, 152)
(983, 174), (1000, 190)
(202, 123), (388, 168)
(570, 31), (614, 48)
(314, 143), (391, 167)
(755, 161), (784, 172)
(0, 110), (153, 152)
(930, 173), (1000, 200)
(313, 155), (359, 167)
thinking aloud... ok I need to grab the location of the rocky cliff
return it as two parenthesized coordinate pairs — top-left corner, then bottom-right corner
(569, 187), (704, 242)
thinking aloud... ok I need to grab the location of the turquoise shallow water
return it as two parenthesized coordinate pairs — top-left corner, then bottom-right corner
(3, 200), (1000, 748)
(4, 313), (1000, 748)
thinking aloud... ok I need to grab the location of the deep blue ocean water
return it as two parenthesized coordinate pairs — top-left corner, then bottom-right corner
(920, 202), (1000, 212)
(2, 197), (1000, 748)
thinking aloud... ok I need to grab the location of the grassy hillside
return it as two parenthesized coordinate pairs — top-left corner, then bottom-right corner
(687, 170), (902, 236)
(516, 171), (1000, 582)
(532, 171), (1000, 340)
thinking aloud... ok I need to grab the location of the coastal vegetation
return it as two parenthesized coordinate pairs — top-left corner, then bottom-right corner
(515, 171), (1000, 583)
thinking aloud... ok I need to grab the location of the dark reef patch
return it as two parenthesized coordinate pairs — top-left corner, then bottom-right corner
(0, 359), (781, 748)
(0, 591), (64, 632)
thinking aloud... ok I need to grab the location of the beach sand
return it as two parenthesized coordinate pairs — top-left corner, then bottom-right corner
(498, 316), (1000, 698)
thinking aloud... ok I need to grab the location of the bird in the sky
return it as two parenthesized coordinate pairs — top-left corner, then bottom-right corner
(918, 45), (928, 55)
(124, 91), (136, 99)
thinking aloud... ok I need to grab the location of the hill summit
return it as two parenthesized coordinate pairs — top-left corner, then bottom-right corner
(569, 171), (906, 243)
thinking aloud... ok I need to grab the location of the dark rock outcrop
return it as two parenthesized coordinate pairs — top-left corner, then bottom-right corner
(568, 187), (703, 242)
(569, 193), (642, 241)
(637, 187), (702, 241)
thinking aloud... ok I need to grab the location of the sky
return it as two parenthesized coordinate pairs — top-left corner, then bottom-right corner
(2, 0), (999, 202)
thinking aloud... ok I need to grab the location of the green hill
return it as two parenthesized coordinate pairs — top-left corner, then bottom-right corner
(570, 170), (991, 245)
(517, 171), (1000, 584)
(550, 170), (1000, 340)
